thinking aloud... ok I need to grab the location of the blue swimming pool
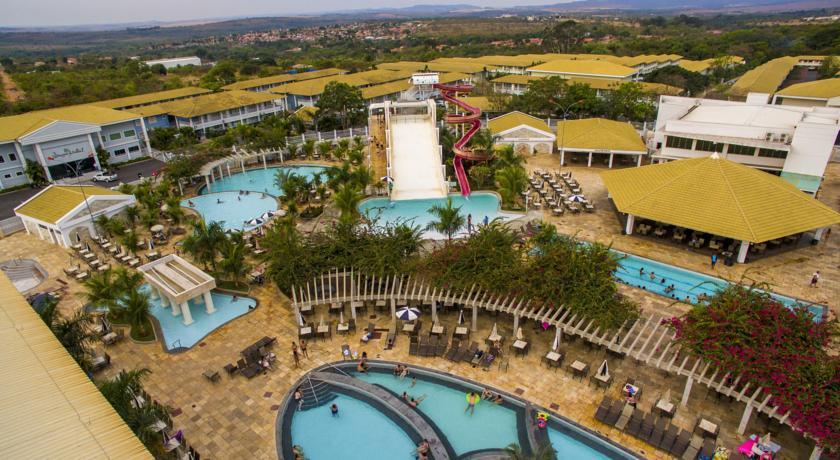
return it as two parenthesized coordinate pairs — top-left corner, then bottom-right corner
(612, 250), (825, 319)
(356, 371), (520, 456)
(290, 393), (416, 460)
(146, 285), (256, 350)
(182, 192), (278, 232)
(548, 426), (612, 460)
(201, 165), (327, 196)
(358, 193), (521, 239)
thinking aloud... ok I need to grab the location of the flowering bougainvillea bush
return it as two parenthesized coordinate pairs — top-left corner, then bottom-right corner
(667, 283), (839, 452)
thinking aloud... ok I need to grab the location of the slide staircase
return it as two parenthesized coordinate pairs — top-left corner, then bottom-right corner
(434, 83), (489, 196)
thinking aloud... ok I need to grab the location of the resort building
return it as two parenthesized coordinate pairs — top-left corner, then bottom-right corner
(556, 118), (647, 168)
(487, 111), (556, 155)
(363, 72), (469, 104)
(0, 272), (151, 458)
(526, 59), (639, 81)
(221, 68), (346, 92)
(376, 61), (494, 81)
(432, 55), (555, 75)
(91, 87), (212, 111)
(271, 69), (417, 109)
(728, 55), (826, 100)
(138, 254), (217, 327)
(771, 78), (840, 107)
(677, 56), (744, 75)
(139, 90), (287, 138)
(651, 95), (840, 194)
(491, 74), (682, 97)
(14, 184), (136, 247)
(602, 155), (840, 263)
(0, 104), (151, 186)
(143, 56), (201, 69)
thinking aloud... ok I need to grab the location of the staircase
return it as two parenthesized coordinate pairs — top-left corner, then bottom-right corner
(298, 378), (337, 411)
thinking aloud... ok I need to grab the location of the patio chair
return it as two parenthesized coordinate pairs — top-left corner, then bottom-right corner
(202, 370), (220, 383)
(659, 424), (679, 452)
(638, 412), (656, 441)
(435, 341), (447, 356)
(625, 411), (644, 437)
(348, 318), (356, 332)
(341, 344), (351, 360)
(594, 397), (612, 424)
(604, 400), (623, 426)
(445, 340), (460, 361)
(670, 430), (691, 456)
(223, 363), (237, 376)
(681, 435), (704, 460)
(409, 341), (419, 356)
(699, 439), (716, 459)
(649, 418), (666, 447)
(461, 341), (478, 363)
(614, 403), (634, 430)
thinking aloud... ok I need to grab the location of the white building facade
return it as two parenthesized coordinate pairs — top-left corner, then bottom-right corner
(651, 96), (840, 194)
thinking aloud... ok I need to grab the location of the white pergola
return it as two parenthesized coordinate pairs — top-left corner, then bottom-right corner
(137, 254), (216, 326)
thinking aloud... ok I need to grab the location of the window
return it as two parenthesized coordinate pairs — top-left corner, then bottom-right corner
(8, 153), (16, 161)
(3, 174), (10, 178)
(665, 136), (693, 150)
(727, 144), (755, 156)
(109, 132), (121, 141)
(758, 148), (788, 159)
(128, 145), (140, 153)
(113, 148), (127, 156)
(695, 140), (724, 152)
(0, 156), (5, 163)
(123, 129), (136, 138)
(15, 171), (22, 176)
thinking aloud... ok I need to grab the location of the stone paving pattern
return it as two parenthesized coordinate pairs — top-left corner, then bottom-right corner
(0, 158), (835, 459)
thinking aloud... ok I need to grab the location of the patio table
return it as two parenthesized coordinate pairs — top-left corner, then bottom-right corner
(454, 326), (469, 338)
(512, 340), (529, 355)
(330, 302), (343, 312)
(543, 351), (562, 369)
(337, 323), (349, 333)
(656, 398), (675, 416)
(570, 360), (589, 378)
(299, 326), (312, 337)
(431, 325), (444, 335)
(402, 323), (415, 334)
(316, 324), (330, 337)
(698, 418), (719, 437)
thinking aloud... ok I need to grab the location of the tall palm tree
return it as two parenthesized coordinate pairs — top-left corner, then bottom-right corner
(350, 164), (374, 192)
(317, 141), (333, 160)
(181, 220), (225, 270)
(98, 367), (170, 451)
(95, 215), (113, 237)
(83, 271), (121, 313)
(41, 304), (99, 372)
(494, 144), (524, 170)
(302, 139), (316, 159)
(123, 289), (151, 337)
(114, 267), (143, 294)
(334, 184), (363, 223)
(426, 197), (465, 242)
(504, 442), (555, 460)
(219, 236), (251, 287)
(496, 166), (529, 208)
(121, 230), (139, 255)
(468, 128), (496, 155)
(164, 196), (184, 225)
(124, 206), (140, 229)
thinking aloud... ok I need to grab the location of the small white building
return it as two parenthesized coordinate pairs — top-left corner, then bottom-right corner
(144, 56), (201, 70)
(138, 254), (217, 327)
(651, 96), (840, 194)
(14, 185), (136, 247)
(488, 111), (556, 156)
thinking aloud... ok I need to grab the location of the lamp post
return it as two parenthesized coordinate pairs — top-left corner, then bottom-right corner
(556, 100), (584, 168)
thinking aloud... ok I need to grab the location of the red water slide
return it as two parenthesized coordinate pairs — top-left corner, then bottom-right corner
(434, 83), (489, 197)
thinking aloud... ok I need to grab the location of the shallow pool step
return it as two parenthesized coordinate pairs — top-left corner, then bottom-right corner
(298, 380), (337, 411)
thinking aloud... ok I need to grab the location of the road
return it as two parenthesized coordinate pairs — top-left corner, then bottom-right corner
(0, 158), (164, 220)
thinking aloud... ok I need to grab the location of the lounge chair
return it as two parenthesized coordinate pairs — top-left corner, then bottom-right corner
(638, 412), (656, 441)
(594, 397), (612, 424)
(461, 341), (479, 363)
(670, 430), (691, 456)
(681, 434), (703, 460)
(614, 403), (634, 430)
(699, 439), (715, 459)
(625, 411), (644, 437)
(445, 340), (460, 361)
(435, 341), (447, 356)
(648, 418), (666, 448)
(480, 352), (496, 369)
(420, 342), (432, 357)
(659, 425), (679, 452)
(409, 341), (419, 356)
(341, 344), (351, 360)
(604, 400), (623, 426)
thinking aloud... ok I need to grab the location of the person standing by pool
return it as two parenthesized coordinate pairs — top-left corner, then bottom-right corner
(483, 215), (489, 226)
(330, 403), (339, 417)
(294, 388), (304, 411)
(467, 214), (473, 233)
(810, 270), (820, 288)
(292, 342), (300, 367)
(711, 253), (718, 269)
(300, 339), (309, 359)
(465, 392), (479, 415)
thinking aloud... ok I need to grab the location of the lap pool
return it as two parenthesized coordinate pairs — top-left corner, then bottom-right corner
(358, 192), (521, 239)
(200, 165), (327, 196)
(182, 192), (278, 232)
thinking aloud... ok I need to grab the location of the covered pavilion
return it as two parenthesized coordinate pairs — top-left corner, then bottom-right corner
(556, 118), (647, 168)
(138, 254), (216, 326)
(601, 154), (840, 263)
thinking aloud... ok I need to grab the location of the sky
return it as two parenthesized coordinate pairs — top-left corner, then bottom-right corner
(2, 0), (558, 27)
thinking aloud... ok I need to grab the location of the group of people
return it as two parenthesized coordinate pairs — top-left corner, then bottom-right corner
(292, 340), (309, 367)
(416, 439), (430, 460)
(393, 363), (411, 380)
(401, 391), (426, 408)
(357, 351), (370, 373)
(481, 388), (504, 405)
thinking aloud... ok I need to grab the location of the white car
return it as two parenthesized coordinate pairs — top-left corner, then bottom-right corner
(92, 172), (118, 182)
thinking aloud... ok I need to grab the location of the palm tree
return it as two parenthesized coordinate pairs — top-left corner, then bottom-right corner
(124, 206), (140, 229)
(317, 141), (333, 160)
(426, 197), (465, 242)
(114, 267), (143, 294)
(95, 215), (113, 237)
(121, 230), (139, 255)
(40, 302), (99, 372)
(83, 271), (121, 313)
(122, 289), (151, 337)
(496, 166), (529, 208)
(348, 146), (365, 165)
(504, 442), (555, 460)
(99, 367), (171, 451)
(468, 128), (496, 155)
(164, 196), (184, 225)
(494, 144), (524, 170)
(219, 236), (251, 287)
(181, 220), (225, 270)
(350, 164), (374, 192)
(334, 184), (363, 223)
(439, 127), (456, 156)
(302, 139), (316, 159)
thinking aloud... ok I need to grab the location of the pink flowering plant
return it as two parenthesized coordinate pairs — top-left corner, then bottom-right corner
(668, 283), (839, 452)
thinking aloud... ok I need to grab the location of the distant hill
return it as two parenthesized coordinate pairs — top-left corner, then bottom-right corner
(535, 0), (840, 12)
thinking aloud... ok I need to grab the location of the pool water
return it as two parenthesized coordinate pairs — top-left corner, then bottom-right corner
(146, 285), (256, 350)
(182, 191), (278, 232)
(201, 165), (327, 196)
(548, 426), (612, 459)
(290, 393), (416, 460)
(356, 371), (520, 455)
(358, 193), (520, 239)
(613, 250), (825, 319)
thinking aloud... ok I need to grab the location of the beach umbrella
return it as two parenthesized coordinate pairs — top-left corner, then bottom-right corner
(147, 239), (154, 251)
(396, 306), (421, 321)
(568, 194), (586, 203)
(516, 327), (523, 341)
(297, 312), (305, 327)
(380, 176), (394, 183)
(598, 359), (609, 377)
(246, 217), (263, 226)
(339, 310), (345, 325)
(551, 327), (562, 352)
(457, 309), (464, 325)
(663, 389), (672, 403)
(490, 322), (498, 338)
(318, 315), (325, 328)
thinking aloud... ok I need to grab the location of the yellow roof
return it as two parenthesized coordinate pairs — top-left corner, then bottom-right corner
(601, 156), (840, 243)
(0, 105), (140, 142)
(527, 59), (637, 78)
(491, 74), (544, 85)
(123, 104), (170, 117)
(459, 96), (509, 112)
(0, 273), (151, 459)
(729, 57), (799, 96)
(360, 72), (467, 100)
(90, 87), (211, 109)
(488, 111), (553, 136)
(556, 118), (645, 152)
(376, 61), (493, 74)
(158, 90), (281, 118)
(775, 78), (840, 99)
(433, 54), (551, 69)
(270, 69), (416, 97)
(294, 106), (318, 123)
(15, 185), (128, 225)
(491, 74), (681, 95)
(678, 56), (745, 73)
(221, 68), (346, 91)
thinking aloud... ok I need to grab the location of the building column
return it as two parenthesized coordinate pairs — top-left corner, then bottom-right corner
(205, 175), (211, 193)
(608, 153), (614, 169)
(681, 376), (693, 407)
(560, 150), (565, 167)
(637, 154), (643, 167)
(512, 313), (519, 335)
(625, 214), (635, 235)
(33, 144), (53, 182)
(390, 298), (397, 320)
(737, 402), (753, 435)
(737, 240), (750, 264)
(139, 117), (152, 154)
(471, 305), (478, 332)
(150, 287), (160, 300)
(203, 291), (215, 314)
(159, 293), (169, 308)
(181, 302), (194, 326)
(587, 152), (593, 167)
(226, 163), (231, 177)
(262, 154), (267, 169)
(813, 227), (826, 242)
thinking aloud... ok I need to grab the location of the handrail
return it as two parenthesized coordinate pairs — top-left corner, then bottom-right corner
(305, 375), (319, 406)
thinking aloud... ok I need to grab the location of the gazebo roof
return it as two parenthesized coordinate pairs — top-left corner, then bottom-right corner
(138, 254), (216, 305)
(601, 155), (840, 243)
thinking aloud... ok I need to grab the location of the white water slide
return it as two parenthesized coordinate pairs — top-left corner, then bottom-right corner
(388, 111), (448, 201)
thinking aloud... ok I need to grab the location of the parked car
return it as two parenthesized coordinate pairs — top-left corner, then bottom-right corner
(92, 171), (118, 182)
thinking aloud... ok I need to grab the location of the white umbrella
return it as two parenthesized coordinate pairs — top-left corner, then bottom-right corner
(147, 239), (154, 251)
(568, 194), (586, 203)
(490, 322), (498, 338)
(598, 359), (609, 377)
(380, 176), (394, 183)
(297, 312), (305, 327)
(516, 327), (523, 341)
(552, 327), (562, 352)
(396, 307), (421, 321)
(457, 309), (464, 325)
(318, 314), (325, 328)
(339, 310), (345, 324)
(246, 217), (264, 226)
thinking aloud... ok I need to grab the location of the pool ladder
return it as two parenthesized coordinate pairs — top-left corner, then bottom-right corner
(300, 376), (336, 411)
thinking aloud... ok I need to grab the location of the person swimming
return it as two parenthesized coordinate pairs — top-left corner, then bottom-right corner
(330, 403), (339, 416)
(465, 392), (479, 415)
